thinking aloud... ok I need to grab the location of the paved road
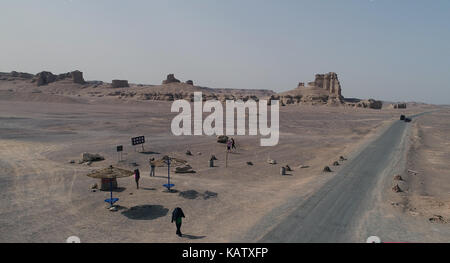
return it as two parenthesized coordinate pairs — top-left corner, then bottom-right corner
(259, 118), (413, 243)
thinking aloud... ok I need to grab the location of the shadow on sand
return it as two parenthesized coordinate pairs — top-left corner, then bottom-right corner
(182, 234), (206, 240)
(100, 187), (126, 193)
(121, 205), (168, 220)
(141, 187), (157, 191)
(139, 151), (161, 155)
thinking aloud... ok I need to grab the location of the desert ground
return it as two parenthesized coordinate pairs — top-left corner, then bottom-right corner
(0, 77), (448, 243)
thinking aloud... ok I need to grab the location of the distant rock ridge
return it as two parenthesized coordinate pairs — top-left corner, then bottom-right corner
(1, 69), (384, 109)
(11, 71), (34, 79)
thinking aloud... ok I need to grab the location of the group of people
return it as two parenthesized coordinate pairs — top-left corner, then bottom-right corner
(132, 158), (156, 189)
(132, 163), (185, 237)
(226, 137), (236, 152)
(133, 140), (237, 237)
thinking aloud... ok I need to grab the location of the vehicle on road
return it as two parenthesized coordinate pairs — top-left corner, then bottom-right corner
(400, 115), (406, 120)
(405, 118), (412, 122)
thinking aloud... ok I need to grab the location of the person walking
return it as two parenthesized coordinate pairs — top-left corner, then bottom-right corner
(149, 158), (156, 177)
(231, 138), (236, 151)
(171, 207), (185, 237)
(134, 168), (140, 189)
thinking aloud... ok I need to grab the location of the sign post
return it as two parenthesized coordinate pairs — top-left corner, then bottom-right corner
(116, 145), (123, 162)
(131, 136), (146, 152)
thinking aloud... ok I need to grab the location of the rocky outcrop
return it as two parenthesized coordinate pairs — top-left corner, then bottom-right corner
(71, 70), (85, 84)
(279, 72), (344, 106)
(278, 72), (384, 109)
(309, 72), (344, 104)
(162, 74), (181, 84)
(56, 70), (86, 84)
(33, 71), (57, 86)
(390, 103), (407, 109)
(175, 165), (196, 173)
(313, 73), (342, 97)
(32, 70), (86, 86)
(355, 99), (383, 109)
(111, 80), (129, 88)
(80, 153), (105, 163)
(10, 71), (34, 79)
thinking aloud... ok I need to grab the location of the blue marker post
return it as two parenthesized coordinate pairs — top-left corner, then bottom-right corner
(163, 157), (175, 191)
(105, 179), (119, 207)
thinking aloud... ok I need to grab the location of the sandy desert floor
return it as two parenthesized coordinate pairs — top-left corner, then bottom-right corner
(0, 87), (446, 243)
(395, 109), (450, 226)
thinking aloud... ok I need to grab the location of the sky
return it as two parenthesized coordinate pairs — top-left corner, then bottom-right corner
(1, 0), (449, 104)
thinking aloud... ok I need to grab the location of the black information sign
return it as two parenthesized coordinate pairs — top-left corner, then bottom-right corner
(131, 136), (145, 146)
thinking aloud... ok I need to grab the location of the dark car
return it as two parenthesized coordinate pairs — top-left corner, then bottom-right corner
(400, 115), (406, 120)
(404, 118), (412, 122)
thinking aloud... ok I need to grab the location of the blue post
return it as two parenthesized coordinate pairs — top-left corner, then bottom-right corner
(110, 179), (113, 207)
(163, 158), (174, 191)
(167, 159), (171, 191)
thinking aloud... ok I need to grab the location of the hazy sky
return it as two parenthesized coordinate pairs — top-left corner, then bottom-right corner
(1, 0), (449, 104)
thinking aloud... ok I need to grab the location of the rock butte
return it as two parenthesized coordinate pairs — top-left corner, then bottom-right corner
(278, 72), (383, 109)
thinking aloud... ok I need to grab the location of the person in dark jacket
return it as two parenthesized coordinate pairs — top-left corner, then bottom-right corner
(171, 207), (185, 237)
(231, 138), (236, 151)
(134, 169), (140, 189)
(149, 158), (156, 177)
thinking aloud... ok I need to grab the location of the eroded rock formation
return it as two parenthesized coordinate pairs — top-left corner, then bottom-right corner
(111, 79), (129, 88)
(31, 70), (86, 86)
(355, 99), (383, 109)
(390, 103), (407, 109)
(11, 71), (34, 79)
(71, 70), (85, 84)
(162, 74), (181, 84)
(278, 72), (385, 109)
(33, 71), (57, 86)
(279, 72), (344, 105)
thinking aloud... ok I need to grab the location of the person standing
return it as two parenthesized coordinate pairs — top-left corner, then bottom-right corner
(226, 139), (232, 152)
(149, 158), (156, 177)
(134, 169), (140, 189)
(171, 207), (185, 237)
